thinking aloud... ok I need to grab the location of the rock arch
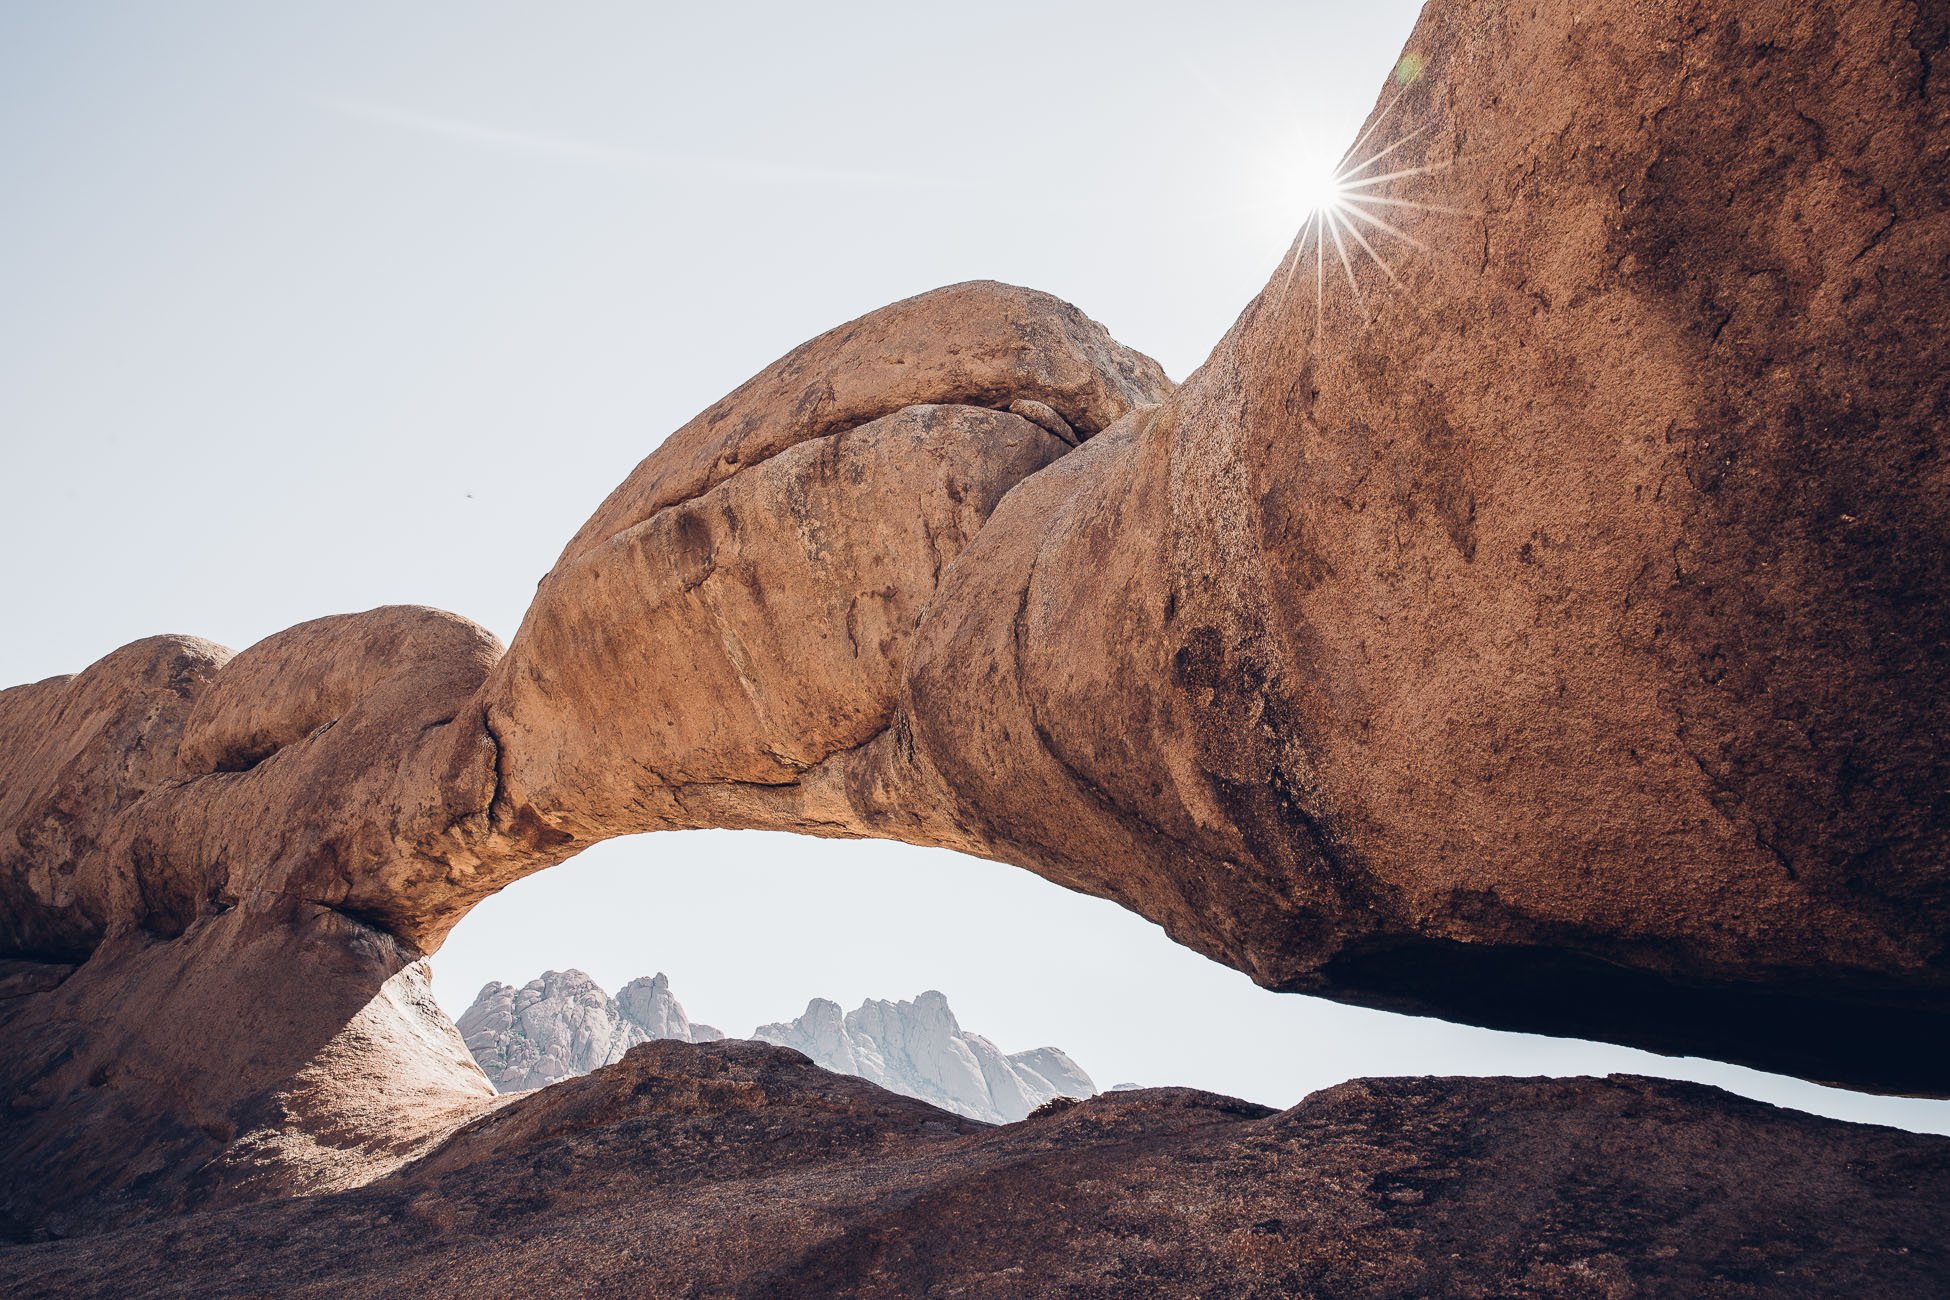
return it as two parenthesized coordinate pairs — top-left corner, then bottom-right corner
(2, 0), (1946, 1236)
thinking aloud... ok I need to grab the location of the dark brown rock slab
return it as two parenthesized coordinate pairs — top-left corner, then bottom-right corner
(1, 1041), (1942, 1298)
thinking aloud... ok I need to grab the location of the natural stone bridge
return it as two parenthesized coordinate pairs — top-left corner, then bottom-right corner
(1, 0), (1945, 1282)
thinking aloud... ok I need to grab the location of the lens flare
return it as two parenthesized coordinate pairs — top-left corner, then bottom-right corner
(1275, 78), (1462, 329)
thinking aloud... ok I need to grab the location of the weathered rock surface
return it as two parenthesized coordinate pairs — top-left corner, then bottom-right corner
(2, 1042), (1944, 1298)
(0, 606), (512, 1234)
(0, 284), (1165, 1235)
(754, 989), (1096, 1123)
(457, 969), (722, 1092)
(0, 635), (230, 960)
(0, 0), (1943, 1253)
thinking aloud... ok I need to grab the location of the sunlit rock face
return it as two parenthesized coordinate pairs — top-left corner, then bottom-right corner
(457, 969), (723, 1092)
(754, 990), (1097, 1123)
(0, 914), (498, 1239)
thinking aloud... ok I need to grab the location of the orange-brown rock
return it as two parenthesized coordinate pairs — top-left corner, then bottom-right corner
(0, 636), (228, 959)
(0, 287), (1173, 1233)
(552, 280), (1170, 568)
(0, 0), (1945, 1251)
(463, 0), (1945, 1094)
(176, 606), (499, 778)
(482, 402), (1073, 847)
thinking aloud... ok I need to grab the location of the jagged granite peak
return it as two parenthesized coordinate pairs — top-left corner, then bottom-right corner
(456, 968), (722, 1093)
(463, 976), (1094, 1123)
(617, 972), (726, 1046)
(754, 988), (1097, 1124)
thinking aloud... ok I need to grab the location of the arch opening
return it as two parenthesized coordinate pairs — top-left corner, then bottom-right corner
(434, 828), (1950, 1137)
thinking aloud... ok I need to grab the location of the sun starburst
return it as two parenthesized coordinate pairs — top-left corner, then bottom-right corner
(1275, 68), (1463, 329)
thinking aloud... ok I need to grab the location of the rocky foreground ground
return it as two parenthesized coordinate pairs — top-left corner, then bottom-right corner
(3, 1040), (1944, 1298)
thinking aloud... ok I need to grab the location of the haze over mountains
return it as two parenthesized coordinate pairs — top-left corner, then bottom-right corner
(458, 970), (1097, 1123)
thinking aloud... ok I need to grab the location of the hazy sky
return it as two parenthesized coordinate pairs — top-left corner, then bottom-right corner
(4, 2), (1942, 1133)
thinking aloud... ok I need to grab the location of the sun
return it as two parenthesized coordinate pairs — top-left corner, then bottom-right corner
(1272, 88), (1461, 326)
(1292, 155), (1350, 218)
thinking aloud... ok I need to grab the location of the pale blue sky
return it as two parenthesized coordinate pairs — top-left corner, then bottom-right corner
(4, 1), (1942, 1132)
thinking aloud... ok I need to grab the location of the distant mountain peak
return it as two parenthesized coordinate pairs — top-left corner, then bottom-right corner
(457, 973), (1095, 1122)
(457, 968), (722, 1093)
(755, 989), (1095, 1124)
